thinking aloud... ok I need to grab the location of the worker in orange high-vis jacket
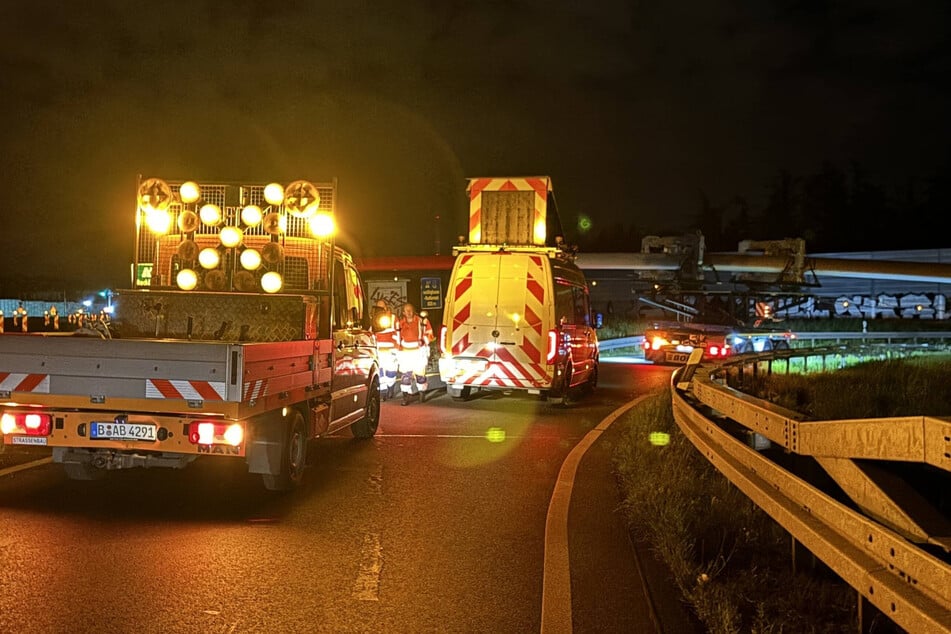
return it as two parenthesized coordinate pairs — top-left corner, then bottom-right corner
(372, 299), (399, 399)
(395, 302), (434, 405)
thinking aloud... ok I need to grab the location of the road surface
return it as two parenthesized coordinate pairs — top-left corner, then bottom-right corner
(0, 361), (698, 633)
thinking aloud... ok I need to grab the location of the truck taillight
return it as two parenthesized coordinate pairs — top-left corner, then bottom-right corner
(1, 412), (52, 436)
(547, 330), (558, 363)
(650, 336), (669, 350)
(439, 325), (447, 355)
(188, 421), (244, 447)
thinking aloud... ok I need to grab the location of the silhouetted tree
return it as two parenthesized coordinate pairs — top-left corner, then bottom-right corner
(847, 162), (891, 250)
(695, 190), (728, 250)
(760, 170), (803, 240)
(723, 195), (755, 247)
(800, 162), (848, 251)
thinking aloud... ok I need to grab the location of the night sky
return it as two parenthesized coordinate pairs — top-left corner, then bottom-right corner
(1, 1), (948, 291)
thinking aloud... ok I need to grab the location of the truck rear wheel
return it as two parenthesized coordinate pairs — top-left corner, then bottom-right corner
(262, 411), (307, 492)
(351, 378), (380, 439)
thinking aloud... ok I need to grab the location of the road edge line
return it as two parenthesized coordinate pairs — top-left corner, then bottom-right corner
(540, 396), (648, 634)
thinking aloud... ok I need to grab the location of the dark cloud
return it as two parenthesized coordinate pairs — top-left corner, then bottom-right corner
(0, 0), (948, 289)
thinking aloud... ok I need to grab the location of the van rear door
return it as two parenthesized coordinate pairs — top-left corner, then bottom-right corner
(494, 254), (549, 376)
(445, 252), (552, 388)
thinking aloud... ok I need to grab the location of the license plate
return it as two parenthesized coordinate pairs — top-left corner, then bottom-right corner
(90, 422), (157, 442)
(665, 352), (689, 364)
(455, 358), (488, 374)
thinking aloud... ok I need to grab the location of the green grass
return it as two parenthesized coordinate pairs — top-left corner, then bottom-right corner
(782, 318), (951, 333)
(614, 390), (856, 633)
(749, 354), (951, 419)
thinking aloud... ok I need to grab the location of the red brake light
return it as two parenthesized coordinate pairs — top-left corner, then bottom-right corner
(439, 325), (447, 355)
(187, 421), (244, 447)
(1, 412), (52, 436)
(547, 329), (558, 363)
(708, 345), (719, 356)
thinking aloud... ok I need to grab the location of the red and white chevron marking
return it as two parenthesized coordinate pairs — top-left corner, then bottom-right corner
(467, 177), (549, 244)
(451, 346), (552, 389)
(146, 379), (227, 401)
(0, 373), (50, 393)
(448, 252), (552, 389)
(243, 379), (269, 402)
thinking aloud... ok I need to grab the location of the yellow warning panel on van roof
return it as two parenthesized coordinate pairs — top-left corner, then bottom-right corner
(466, 177), (552, 246)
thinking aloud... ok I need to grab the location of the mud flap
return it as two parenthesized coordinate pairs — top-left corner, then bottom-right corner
(246, 416), (283, 476)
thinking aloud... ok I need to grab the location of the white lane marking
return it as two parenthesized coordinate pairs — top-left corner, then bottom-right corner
(376, 433), (518, 438)
(540, 396), (648, 634)
(0, 456), (53, 478)
(352, 532), (383, 601)
(376, 434), (575, 440)
(368, 464), (383, 496)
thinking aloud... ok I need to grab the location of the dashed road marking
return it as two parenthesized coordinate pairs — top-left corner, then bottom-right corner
(368, 464), (383, 496)
(352, 532), (383, 601)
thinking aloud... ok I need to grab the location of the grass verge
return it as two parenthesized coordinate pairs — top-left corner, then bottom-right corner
(749, 354), (951, 419)
(614, 389), (856, 633)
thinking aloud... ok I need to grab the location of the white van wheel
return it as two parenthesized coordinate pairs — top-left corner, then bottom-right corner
(559, 366), (572, 407)
(449, 386), (471, 401)
(582, 363), (599, 396)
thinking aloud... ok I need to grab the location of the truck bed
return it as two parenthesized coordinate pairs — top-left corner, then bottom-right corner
(0, 334), (331, 419)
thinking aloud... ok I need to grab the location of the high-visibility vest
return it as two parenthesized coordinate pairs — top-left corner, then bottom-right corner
(376, 311), (397, 348)
(376, 328), (396, 348)
(396, 314), (433, 350)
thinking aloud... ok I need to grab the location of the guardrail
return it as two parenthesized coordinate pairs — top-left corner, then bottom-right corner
(789, 331), (951, 345)
(671, 348), (951, 633)
(598, 330), (951, 354)
(597, 335), (644, 352)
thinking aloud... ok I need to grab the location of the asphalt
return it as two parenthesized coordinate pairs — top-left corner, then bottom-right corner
(568, 406), (704, 634)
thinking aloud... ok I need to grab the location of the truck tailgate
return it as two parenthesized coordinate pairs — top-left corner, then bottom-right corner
(0, 335), (320, 415)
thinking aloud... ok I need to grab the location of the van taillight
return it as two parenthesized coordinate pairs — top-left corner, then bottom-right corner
(439, 325), (447, 355)
(546, 330), (558, 363)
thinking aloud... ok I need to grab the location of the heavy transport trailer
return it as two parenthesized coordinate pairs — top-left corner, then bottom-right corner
(0, 176), (381, 490)
(643, 320), (793, 365)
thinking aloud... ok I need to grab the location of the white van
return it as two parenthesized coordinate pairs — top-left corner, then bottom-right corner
(438, 246), (598, 403)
